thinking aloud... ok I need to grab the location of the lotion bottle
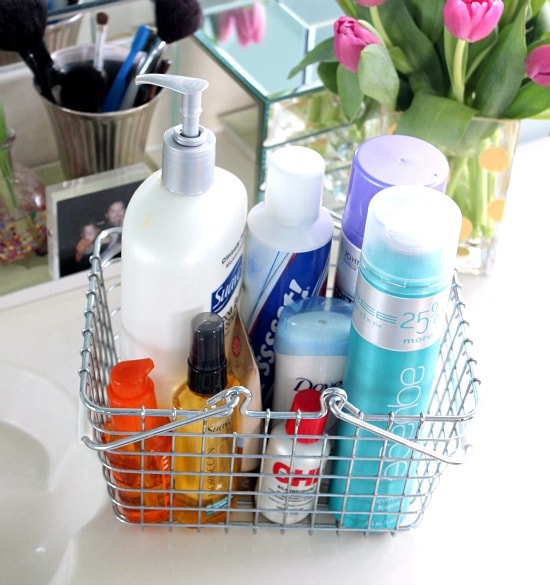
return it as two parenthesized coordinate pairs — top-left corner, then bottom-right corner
(239, 145), (334, 408)
(120, 74), (248, 410)
(256, 389), (329, 525)
(328, 185), (461, 531)
(173, 312), (239, 524)
(333, 135), (449, 302)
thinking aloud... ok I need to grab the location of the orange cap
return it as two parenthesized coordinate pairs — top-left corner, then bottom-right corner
(107, 358), (157, 433)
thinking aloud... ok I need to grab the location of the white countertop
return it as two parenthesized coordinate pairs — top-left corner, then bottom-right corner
(1, 138), (548, 585)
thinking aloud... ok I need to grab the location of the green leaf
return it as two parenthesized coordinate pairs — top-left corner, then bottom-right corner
(395, 94), (477, 147)
(472, 12), (527, 117)
(335, 0), (358, 18)
(357, 43), (399, 111)
(528, 3), (550, 44)
(288, 37), (336, 79)
(387, 45), (414, 74)
(317, 61), (338, 95)
(531, 0), (549, 16)
(504, 81), (550, 118)
(336, 65), (365, 121)
(0, 101), (7, 143)
(377, 0), (446, 93)
(501, 0), (529, 26)
(405, 0), (446, 43)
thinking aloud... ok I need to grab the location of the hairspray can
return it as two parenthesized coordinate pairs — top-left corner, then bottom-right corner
(333, 135), (449, 303)
(328, 185), (461, 531)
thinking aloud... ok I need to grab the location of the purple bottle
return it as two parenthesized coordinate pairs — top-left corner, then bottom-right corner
(333, 135), (450, 303)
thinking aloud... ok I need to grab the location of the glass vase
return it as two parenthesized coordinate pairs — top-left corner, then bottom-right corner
(385, 114), (520, 276)
(441, 117), (519, 275)
(265, 90), (383, 212)
(0, 129), (47, 264)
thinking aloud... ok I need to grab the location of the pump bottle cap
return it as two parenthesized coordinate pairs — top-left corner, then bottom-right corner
(264, 146), (325, 228)
(107, 358), (158, 432)
(187, 312), (227, 396)
(135, 73), (215, 195)
(285, 389), (328, 443)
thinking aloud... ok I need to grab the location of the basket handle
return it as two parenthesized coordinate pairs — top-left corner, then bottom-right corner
(323, 388), (470, 466)
(80, 386), (246, 451)
(81, 386), (471, 464)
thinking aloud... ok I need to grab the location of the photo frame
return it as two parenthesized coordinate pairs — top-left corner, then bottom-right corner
(46, 163), (151, 278)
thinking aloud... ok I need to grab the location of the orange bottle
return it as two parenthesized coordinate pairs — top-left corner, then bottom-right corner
(105, 358), (171, 523)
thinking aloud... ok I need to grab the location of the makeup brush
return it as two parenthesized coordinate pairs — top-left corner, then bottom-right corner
(58, 11), (111, 112)
(119, 0), (204, 110)
(0, 0), (58, 102)
(153, 0), (203, 43)
(93, 11), (109, 77)
(101, 24), (154, 112)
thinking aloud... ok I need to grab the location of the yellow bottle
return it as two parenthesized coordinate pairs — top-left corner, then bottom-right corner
(173, 312), (239, 524)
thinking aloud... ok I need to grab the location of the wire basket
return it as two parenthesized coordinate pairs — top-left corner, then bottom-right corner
(79, 228), (479, 533)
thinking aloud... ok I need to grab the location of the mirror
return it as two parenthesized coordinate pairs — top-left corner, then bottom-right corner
(48, 0), (128, 18)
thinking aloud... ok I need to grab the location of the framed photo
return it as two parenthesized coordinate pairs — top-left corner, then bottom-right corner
(46, 163), (151, 278)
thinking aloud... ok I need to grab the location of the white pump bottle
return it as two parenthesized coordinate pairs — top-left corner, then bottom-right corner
(119, 74), (248, 409)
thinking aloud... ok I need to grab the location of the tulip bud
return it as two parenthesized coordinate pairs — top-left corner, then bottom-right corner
(333, 16), (381, 74)
(443, 0), (504, 43)
(526, 44), (550, 87)
(235, 4), (266, 47)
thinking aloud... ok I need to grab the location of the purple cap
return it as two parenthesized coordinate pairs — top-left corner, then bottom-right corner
(341, 135), (449, 249)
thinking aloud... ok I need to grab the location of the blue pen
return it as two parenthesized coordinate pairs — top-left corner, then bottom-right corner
(102, 25), (152, 112)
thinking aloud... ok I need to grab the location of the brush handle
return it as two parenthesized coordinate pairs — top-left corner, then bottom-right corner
(93, 27), (108, 73)
(102, 25), (152, 112)
(119, 36), (166, 110)
(23, 39), (58, 103)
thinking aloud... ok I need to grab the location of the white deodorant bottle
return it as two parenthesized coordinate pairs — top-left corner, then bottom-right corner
(239, 145), (334, 409)
(120, 74), (248, 409)
(256, 389), (329, 524)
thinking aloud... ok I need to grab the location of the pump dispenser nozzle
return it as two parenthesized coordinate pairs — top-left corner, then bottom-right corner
(135, 73), (215, 195)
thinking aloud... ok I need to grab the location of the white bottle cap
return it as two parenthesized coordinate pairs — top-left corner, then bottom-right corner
(264, 146), (325, 227)
(361, 185), (462, 289)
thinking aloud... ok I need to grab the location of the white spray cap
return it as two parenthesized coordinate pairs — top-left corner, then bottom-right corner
(136, 73), (215, 195)
(361, 185), (462, 289)
(264, 146), (325, 227)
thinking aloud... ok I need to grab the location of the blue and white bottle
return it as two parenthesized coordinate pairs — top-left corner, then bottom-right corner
(328, 185), (461, 531)
(239, 146), (334, 409)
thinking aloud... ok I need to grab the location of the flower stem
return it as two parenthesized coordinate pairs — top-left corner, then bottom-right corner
(451, 39), (467, 103)
(0, 141), (17, 211)
(369, 7), (391, 47)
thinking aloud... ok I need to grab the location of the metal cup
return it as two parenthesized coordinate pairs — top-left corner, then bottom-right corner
(42, 44), (164, 179)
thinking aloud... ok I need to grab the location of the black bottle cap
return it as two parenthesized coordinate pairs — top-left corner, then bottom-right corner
(187, 312), (227, 395)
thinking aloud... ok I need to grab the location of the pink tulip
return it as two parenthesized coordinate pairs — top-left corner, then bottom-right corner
(526, 45), (550, 87)
(333, 16), (381, 73)
(356, 0), (385, 6)
(235, 4), (266, 47)
(218, 11), (236, 43)
(443, 0), (504, 43)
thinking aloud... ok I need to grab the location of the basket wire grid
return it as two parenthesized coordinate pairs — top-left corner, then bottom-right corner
(79, 227), (480, 533)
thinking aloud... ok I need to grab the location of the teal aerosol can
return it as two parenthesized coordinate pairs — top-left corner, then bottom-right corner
(329, 185), (461, 531)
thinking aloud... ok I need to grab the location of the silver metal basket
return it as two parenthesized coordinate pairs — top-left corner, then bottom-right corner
(79, 228), (479, 533)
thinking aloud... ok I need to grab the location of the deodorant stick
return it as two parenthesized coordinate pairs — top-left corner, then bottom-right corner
(272, 297), (353, 418)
